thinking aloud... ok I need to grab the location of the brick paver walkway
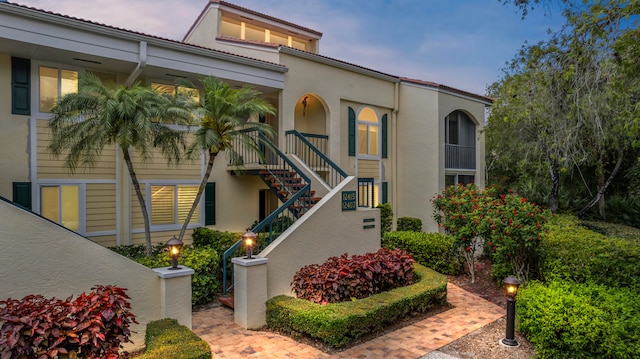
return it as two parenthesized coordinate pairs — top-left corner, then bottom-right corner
(192, 283), (504, 358)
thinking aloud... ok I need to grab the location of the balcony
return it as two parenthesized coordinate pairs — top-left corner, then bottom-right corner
(445, 144), (476, 169)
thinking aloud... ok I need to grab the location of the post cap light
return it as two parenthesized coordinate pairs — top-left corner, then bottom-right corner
(503, 276), (521, 299)
(166, 236), (183, 270)
(242, 230), (257, 259)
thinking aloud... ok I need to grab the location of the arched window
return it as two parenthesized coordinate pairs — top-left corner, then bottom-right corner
(357, 107), (380, 157)
(445, 111), (476, 170)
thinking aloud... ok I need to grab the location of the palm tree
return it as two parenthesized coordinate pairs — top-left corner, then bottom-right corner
(49, 72), (192, 256)
(177, 76), (276, 242)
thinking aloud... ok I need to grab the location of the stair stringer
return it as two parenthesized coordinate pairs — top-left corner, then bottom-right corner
(286, 153), (331, 197)
(258, 176), (381, 300)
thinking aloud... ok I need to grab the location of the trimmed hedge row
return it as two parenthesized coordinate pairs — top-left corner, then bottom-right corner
(382, 231), (462, 275)
(137, 319), (211, 359)
(540, 215), (640, 290)
(266, 264), (447, 348)
(517, 281), (640, 359)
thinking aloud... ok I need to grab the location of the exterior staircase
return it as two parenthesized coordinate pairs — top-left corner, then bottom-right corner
(220, 130), (348, 306)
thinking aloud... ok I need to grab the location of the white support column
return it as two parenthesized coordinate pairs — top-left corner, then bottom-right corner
(153, 266), (195, 329)
(232, 256), (269, 329)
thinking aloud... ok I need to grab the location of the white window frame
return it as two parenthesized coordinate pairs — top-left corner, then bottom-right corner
(36, 64), (80, 117)
(37, 182), (86, 234)
(146, 181), (202, 231)
(356, 106), (382, 160)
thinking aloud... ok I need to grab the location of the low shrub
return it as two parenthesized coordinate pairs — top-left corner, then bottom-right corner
(111, 245), (219, 305)
(267, 264), (447, 348)
(540, 215), (640, 291)
(191, 227), (240, 253)
(396, 217), (422, 232)
(291, 248), (415, 304)
(137, 319), (211, 359)
(0, 285), (136, 359)
(382, 231), (462, 275)
(517, 280), (640, 359)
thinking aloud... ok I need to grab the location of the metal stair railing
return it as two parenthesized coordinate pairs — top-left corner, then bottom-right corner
(285, 130), (348, 189)
(222, 129), (313, 298)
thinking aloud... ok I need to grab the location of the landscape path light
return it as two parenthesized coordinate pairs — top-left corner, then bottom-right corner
(166, 235), (183, 270)
(243, 230), (257, 259)
(501, 275), (521, 347)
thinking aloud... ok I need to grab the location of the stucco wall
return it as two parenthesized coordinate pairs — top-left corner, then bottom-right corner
(260, 176), (381, 298)
(0, 200), (192, 350)
(0, 54), (30, 200)
(395, 82), (488, 233)
(279, 53), (395, 170)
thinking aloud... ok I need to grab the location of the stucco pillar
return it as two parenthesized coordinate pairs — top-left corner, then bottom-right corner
(232, 256), (269, 329)
(153, 266), (195, 329)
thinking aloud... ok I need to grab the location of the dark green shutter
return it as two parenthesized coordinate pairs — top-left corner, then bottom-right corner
(381, 113), (388, 158)
(204, 182), (215, 225)
(11, 57), (30, 115)
(381, 182), (388, 204)
(348, 107), (356, 156)
(12, 182), (32, 210)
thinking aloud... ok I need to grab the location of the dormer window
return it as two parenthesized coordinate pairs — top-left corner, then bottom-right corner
(219, 15), (311, 51)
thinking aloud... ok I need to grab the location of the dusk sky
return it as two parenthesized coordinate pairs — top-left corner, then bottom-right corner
(14, 0), (567, 95)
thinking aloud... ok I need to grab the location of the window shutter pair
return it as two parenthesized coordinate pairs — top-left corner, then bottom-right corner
(347, 106), (388, 158)
(11, 57), (30, 115)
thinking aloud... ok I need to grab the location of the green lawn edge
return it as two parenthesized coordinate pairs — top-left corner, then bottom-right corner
(136, 318), (211, 359)
(266, 263), (448, 348)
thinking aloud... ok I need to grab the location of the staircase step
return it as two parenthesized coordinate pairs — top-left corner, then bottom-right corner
(218, 296), (234, 308)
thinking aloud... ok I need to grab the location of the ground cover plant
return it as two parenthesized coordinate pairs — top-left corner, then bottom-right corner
(0, 285), (136, 359)
(137, 319), (210, 359)
(291, 248), (415, 304)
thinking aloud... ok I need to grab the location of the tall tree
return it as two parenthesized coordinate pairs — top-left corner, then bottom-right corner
(49, 73), (192, 256)
(177, 77), (276, 242)
(489, 0), (639, 215)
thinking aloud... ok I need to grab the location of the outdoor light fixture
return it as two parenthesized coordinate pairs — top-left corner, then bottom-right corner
(166, 236), (183, 270)
(502, 276), (521, 347)
(242, 230), (257, 259)
(301, 96), (308, 116)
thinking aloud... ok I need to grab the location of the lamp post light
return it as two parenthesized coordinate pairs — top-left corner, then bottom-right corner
(242, 230), (257, 259)
(501, 276), (521, 347)
(166, 236), (183, 270)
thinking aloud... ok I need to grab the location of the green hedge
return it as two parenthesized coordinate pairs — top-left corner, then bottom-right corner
(540, 215), (640, 291)
(137, 319), (211, 359)
(517, 280), (640, 359)
(111, 245), (218, 305)
(382, 231), (462, 275)
(396, 217), (422, 232)
(266, 264), (447, 348)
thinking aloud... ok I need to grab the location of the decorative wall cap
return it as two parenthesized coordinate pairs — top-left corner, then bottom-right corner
(232, 256), (269, 267)
(153, 266), (195, 278)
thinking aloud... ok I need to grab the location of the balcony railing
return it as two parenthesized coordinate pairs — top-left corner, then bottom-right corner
(285, 130), (347, 189)
(445, 144), (476, 169)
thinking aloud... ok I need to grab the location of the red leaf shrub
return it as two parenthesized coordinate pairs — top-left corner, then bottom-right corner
(0, 285), (137, 359)
(291, 248), (415, 304)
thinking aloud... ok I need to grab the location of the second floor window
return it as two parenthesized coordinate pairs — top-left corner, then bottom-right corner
(357, 107), (380, 157)
(445, 111), (476, 169)
(39, 66), (78, 113)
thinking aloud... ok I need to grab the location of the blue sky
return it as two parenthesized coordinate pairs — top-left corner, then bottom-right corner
(15, 0), (566, 95)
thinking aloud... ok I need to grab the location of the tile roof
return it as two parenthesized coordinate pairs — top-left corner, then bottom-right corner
(400, 77), (494, 103)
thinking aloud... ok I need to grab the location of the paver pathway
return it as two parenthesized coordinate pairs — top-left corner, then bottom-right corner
(192, 283), (504, 358)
